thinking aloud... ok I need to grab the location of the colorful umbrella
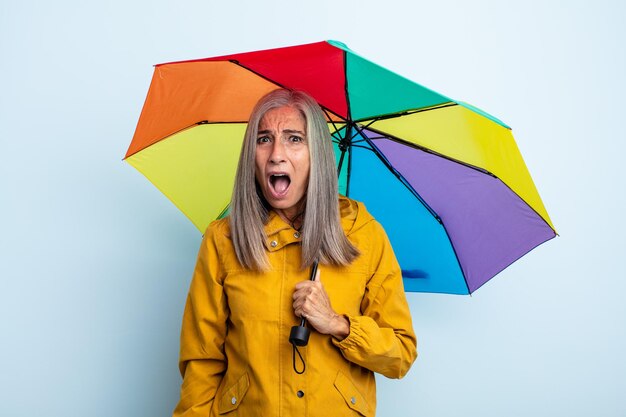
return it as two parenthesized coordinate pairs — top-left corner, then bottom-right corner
(124, 40), (556, 294)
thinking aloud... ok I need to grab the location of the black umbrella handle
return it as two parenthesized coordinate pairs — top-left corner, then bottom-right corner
(289, 261), (318, 346)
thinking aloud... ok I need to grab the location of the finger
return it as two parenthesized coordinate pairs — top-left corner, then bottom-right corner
(295, 305), (308, 319)
(293, 285), (314, 300)
(294, 292), (317, 309)
(293, 298), (305, 311)
(293, 288), (303, 300)
(295, 294), (317, 314)
(295, 280), (315, 290)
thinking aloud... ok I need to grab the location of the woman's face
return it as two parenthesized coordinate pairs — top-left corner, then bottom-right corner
(255, 106), (310, 221)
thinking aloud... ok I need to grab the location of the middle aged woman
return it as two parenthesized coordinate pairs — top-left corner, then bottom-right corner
(173, 89), (417, 417)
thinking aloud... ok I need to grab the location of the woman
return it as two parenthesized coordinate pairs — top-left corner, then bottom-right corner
(173, 89), (416, 417)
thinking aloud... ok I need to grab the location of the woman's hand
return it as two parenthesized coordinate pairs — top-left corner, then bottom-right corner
(292, 270), (350, 340)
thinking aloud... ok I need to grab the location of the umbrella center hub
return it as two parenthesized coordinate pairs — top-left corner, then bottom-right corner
(338, 136), (350, 152)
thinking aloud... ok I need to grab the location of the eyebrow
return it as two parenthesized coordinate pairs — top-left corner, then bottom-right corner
(257, 129), (305, 135)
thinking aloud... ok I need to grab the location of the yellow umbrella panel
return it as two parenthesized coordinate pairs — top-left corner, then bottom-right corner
(126, 123), (247, 231)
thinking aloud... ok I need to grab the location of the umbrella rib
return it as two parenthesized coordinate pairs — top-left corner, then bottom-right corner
(362, 124), (559, 234)
(228, 60), (348, 122)
(352, 126), (442, 223)
(342, 49), (352, 121)
(227, 59), (290, 90)
(354, 102), (458, 124)
(361, 124), (496, 178)
(349, 144), (373, 150)
(354, 128), (474, 294)
(332, 138), (370, 150)
(346, 124), (354, 197)
(124, 120), (212, 160)
(323, 107), (347, 142)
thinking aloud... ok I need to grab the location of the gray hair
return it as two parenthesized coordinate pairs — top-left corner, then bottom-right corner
(229, 89), (359, 270)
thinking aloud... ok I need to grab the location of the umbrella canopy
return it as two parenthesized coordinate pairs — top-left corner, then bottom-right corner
(125, 40), (556, 294)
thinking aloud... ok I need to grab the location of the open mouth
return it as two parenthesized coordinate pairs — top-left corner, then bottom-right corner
(269, 173), (291, 196)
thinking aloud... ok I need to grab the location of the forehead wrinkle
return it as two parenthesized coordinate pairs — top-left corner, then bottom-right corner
(257, 128), (305, 136)
(283, 128), (305, 135)
(257, 107), (307, 145)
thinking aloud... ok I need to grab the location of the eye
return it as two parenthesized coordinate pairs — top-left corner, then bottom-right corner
(289, 135), (304, 143)
(257, 136), (271, 144)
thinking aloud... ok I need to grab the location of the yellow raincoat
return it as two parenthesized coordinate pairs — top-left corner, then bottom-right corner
(174, 196), (417, 417)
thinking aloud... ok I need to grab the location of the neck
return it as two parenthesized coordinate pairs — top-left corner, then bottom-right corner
(275, 200), (306, 231)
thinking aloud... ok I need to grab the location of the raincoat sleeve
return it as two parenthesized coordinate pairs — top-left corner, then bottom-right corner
(173, 224), (229, 417)
(332, 221), (417, 379)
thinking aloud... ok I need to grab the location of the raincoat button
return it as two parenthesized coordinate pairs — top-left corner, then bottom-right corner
(270, 240), (278, 247)
(351, 396), (356, 405)
(297, 390), (304, 398)
(294, 231), (301, 238)
(231, 397), (237, 405)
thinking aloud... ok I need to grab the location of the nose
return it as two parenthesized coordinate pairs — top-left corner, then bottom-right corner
(269, 140), (286, 164)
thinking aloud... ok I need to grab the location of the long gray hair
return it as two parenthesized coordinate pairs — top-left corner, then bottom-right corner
(229, 89), (359, 271)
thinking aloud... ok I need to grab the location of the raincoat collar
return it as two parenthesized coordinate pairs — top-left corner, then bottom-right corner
(263, 196), (374, 252)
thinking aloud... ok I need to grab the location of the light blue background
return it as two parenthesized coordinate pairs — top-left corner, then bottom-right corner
(1, 1), (625, 416)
